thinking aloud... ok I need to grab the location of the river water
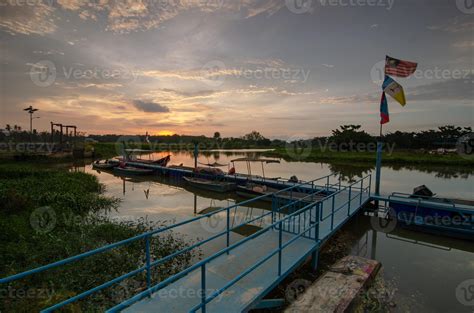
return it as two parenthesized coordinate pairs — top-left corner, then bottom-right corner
(74, 150), (473, 313)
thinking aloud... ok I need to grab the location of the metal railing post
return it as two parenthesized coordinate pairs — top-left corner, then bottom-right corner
(326, 176), (329, 192)
(360, 179), (363, 205)
(145, 235), (151, 289)
(368, 175), (372, 197)
(348, 186), (352, 216)
(226, 207), (230, 254)
(314, 203), (320, 241)
(278, 221), (282, 276)
(331, 196), (335, 230)
(338, 177), (341, 190)
(201, 264), (206, 313)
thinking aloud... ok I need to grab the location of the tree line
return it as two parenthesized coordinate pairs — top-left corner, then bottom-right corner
(1, 124), (471, 151)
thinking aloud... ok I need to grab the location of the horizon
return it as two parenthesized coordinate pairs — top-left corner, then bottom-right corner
(1, 1), (473, 138)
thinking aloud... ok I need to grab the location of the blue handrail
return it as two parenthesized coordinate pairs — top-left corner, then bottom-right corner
(107, 175), (371, 312)
(0, 174), (337, 312)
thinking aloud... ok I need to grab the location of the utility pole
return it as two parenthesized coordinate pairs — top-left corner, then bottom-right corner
(24, 106), (39, 140)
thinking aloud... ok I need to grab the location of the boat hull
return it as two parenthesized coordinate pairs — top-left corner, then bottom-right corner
(389, 200), (474, 241)
(183, 176), (236, 193)
(113, 166), (154, 176)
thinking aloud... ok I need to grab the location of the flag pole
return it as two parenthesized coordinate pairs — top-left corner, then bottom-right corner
(375, 101), (384, 198)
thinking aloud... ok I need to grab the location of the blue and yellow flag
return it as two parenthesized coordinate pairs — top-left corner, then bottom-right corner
(382, 75), (406, 106)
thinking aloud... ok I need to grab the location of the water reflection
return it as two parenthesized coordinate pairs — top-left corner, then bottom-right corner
(72, 150), (473, 313)
(349, 216), (474, 313)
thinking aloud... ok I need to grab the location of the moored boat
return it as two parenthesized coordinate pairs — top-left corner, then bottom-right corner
(92, 159), (119, 170)
(183, 176), (236, 193)
(113, 166), (154, 176)
(386, 185), (474, 240)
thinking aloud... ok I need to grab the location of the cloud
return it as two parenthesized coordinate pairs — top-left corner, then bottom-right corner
(408, 75), (474, 101)
(0, 4), (56, 35)
(132, 100), (170, 113)
(0, 0), (284, 35)
(453, 41), (474, 49)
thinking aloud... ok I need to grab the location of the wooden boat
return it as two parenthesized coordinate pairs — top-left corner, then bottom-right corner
(236, 184), (324, 203)
(183, 176), (236, 193)
(92, 159), (118, 170)
(113, 166), (154, 176)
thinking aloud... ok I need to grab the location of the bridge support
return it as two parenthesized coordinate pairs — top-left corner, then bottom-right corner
(311, 249), (319, 271)
(253, 299), (285, 310)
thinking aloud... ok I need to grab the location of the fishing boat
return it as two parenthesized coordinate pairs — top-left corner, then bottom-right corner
(236, 184), (324, 203)
(183, 176), (236, 193)
(92, 159), (119, 170)
(386, 185), (474, 240)
(113, 166), (154, 176)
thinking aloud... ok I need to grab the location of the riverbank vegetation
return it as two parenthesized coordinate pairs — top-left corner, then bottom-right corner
(0, 163), (197, 312)
(2, 125), (472, 166)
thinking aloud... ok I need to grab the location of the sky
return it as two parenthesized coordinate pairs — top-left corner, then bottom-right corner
(0, 0), (473, 138)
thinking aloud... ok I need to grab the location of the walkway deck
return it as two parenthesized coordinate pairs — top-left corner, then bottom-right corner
(124, 231), (315, 313)
(0, 174), (372, 313)
(118, 188), (370, 312)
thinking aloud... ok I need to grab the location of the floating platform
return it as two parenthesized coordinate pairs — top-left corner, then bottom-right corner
(285, 255), (381, 313)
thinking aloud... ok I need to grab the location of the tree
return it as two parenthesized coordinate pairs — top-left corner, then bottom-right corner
(213, 132), (221, 140)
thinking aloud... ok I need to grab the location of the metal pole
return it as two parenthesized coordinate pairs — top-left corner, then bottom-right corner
(194, 143), (198, 168)
(145, 236), (151, 289)
(375, 124), (383, 196)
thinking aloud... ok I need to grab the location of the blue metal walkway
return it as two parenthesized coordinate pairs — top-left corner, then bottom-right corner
(0, 174), (371, 312)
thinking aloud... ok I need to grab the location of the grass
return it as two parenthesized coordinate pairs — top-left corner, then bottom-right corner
(0, 162), (198, 312)
(263, 148), (474, 166)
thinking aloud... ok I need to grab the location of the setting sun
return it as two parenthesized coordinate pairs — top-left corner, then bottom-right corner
(156, 130), (175, 136)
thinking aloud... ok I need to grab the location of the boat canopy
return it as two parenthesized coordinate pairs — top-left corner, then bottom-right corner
(230, 158), (280, 164)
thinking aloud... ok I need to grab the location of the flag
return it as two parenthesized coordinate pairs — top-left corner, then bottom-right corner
(380, 92), (389, 124)
(385, 55), (417, 77)
(382, 75), (406, 106)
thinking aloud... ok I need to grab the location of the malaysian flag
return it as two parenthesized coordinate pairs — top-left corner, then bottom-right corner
(385, 55), (417, 77)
